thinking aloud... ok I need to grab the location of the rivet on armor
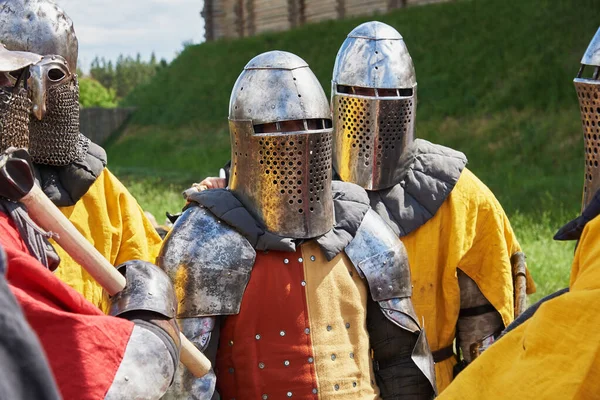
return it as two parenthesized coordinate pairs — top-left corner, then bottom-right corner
(262, 395), (268, 400)
(345, 322), (350, 329)
(326, 325), (332, 331)
(353, 382), (357, 387)
(312, 388), (318, 394)
(349, 352), (354, 359)
(227, 272), (232, 277)
(377, 287), (382, 292)
(256, 334), (261, 340)
(301, 281), (306, 286)
(229, 368), (234, 374)
(284, 360), (290, 366)
(308, 357), (314, 363)
(124, 376), (129, 382)
(298, 257), (303, 263)
(331, 354), (336, 361)
(388, 285), (393, 290)
(334, 384), (340, 391)
(310, 256), (316, 261)
(258, 362), (265, 369)
(229, 340), (234, 346)
(383, 261), (387, 265)
(305, 328), (310, 334)
(284, 258), (290, 264)
(147, 292), (153, 296)
(280, 330), (286, 336)
(287, 392), (293, 398)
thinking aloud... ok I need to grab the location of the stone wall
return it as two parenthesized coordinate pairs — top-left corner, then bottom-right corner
(79, 107), (135, 145)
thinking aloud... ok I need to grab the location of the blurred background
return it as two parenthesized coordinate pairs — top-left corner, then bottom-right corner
(58, 0), (600, 301)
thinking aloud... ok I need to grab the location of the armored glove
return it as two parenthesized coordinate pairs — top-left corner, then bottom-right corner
(105, 260), (181, 399)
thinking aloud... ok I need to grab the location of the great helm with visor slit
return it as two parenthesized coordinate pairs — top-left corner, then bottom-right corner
(332, 21), (417, 191)
(575, 27), (600, 210)
(228, 50), (334, 239)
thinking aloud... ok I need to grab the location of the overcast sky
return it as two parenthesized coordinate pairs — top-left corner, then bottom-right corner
(56, 0), (205, 72)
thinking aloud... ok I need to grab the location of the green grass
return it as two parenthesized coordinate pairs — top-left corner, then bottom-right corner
(105, 0), (600, 301)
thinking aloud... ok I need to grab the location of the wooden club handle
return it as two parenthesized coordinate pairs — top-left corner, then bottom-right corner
(20, 184), (212, 378)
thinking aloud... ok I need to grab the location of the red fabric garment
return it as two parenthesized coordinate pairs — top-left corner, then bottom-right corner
(0, 212), (134, 400)
(216, 248), (318, 399)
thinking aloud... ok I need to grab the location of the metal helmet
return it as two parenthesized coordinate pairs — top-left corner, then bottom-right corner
(228, 50), (334, 239)
(0, 45), (41, 153)
(575, 27), (600, 210)
(0, 0), (78, 72)
(332, 21), (417, 190)
(0, 1), (85, 166)
(27, 54), (86, 165)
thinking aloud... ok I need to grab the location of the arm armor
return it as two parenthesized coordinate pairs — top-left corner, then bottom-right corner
(157, 205), (256, 318)
(157, 205), (255, 398)
(456, 269), (504, 364)
(345, 209), (436, 398)
(162, 317), (220, 400)
(105, 260), (181, 400)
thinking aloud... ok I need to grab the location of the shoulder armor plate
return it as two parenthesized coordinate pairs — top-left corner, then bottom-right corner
(344, 209), (412, 302)
(157, 206), (256, 317)
(108, 260), (177, 319)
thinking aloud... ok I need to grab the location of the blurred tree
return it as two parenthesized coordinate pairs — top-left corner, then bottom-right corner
(79, 76), (118, 108)
(89, 53), (166, 100)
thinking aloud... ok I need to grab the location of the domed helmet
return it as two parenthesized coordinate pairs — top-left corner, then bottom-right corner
(229, 50), (334, 239)
(574, 27), (600, 209)
(0, 0), (86, 166)
(0, 44), (41, 153)
(332, 21), (416, 190)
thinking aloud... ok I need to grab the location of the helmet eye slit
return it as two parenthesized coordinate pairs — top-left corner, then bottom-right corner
(254, 118), (332, 134)
(47, 68), (66, 82)
(337, 85), (413, 98)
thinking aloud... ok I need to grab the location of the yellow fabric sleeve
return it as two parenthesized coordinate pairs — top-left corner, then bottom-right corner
(400, 168), (535, 393)
(52, 168), (162, 310)
(438, 215), (600, 400)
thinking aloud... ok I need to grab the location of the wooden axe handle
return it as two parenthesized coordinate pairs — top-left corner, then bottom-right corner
(21, 184), (212, 378)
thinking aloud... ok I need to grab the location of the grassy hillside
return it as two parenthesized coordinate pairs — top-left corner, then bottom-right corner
(106, 0), (600, 301)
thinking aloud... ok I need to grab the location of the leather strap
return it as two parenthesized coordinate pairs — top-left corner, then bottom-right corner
(432, 345), (455, 363)
(459, 303), (497, 318)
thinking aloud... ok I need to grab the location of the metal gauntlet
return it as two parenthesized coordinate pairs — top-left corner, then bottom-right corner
(105, 260), (181, 399)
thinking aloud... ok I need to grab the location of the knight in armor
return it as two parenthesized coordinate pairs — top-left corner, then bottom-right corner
(159, 50), (436, 399)
(192, 21), (536, 393)
(0, 0), (162, 310)
(0, 49), (180, 399)
(329, 21), (536, 391)
(438, 27), (600, 399)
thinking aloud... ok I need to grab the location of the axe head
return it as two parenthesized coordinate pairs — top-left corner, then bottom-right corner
(0, 148), (35, 201)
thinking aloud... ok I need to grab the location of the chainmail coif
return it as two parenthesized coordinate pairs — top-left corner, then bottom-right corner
(0, 87), (31, 152)
(28, 76), (89, 166)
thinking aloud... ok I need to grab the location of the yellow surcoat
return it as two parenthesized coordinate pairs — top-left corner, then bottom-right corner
(437, 213), (600, 400)
(52, 168), (162, 310)
(400, 168), (535, 393)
